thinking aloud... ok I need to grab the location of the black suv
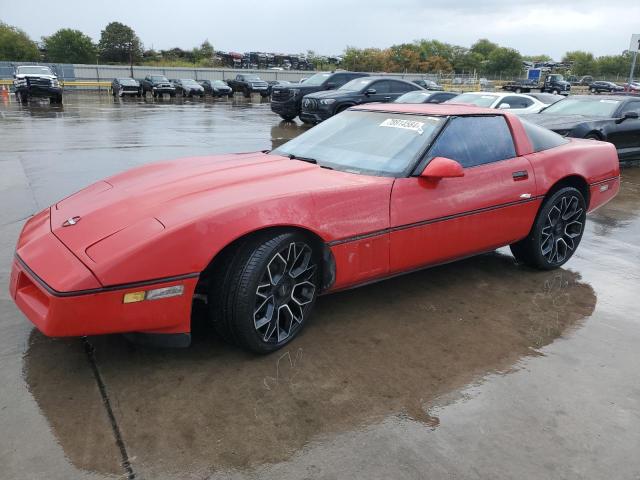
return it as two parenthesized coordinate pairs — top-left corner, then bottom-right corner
(299, 76), (422, 124)
(271, 71), (368, 121)
(589, 81), (624, 94)
(141, 75), (176, 98)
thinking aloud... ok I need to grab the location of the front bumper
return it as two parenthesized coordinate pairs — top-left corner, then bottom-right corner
(271, 100), (299, 117)
(10, 210), (197, 337)
(299, 109), (332, 123)
(21, 86), (62, 97)
(152, 86), (175, 93)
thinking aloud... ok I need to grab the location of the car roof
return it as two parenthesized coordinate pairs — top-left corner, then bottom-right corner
(351, 103), (506, 116)
(355, 76), (419, 84)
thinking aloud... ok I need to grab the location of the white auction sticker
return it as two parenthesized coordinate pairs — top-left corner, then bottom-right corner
(380, 118), (425, 134)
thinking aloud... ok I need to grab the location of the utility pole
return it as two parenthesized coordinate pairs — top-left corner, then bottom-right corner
(628, 34), (639, 90)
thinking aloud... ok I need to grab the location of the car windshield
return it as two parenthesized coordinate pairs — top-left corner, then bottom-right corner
(339, 78), (374, 92)
(300, 73), (332, 86)
(447, 93), (497, 107)
(17, 66), (52, 75)
(181, 79), (198, 85)
(395, 91), (433, 103)
(151, 76), (168, 82)
(118, 78), (137, 85)
(542, 98), (621, 116)
(244, 75), (261, 81)
(271, 111), (445, 176)
(213, 80), (227, 87)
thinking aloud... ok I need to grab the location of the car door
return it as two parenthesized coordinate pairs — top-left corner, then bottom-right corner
(608, 100), (640, 160)
(362, 80), (393, 103)
(389, 115), (538, 273)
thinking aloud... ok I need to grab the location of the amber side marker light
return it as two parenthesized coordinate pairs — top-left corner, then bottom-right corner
(123, 285), (185, 304)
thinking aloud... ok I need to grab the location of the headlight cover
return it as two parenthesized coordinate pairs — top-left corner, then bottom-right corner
(320, 98), (336, 105)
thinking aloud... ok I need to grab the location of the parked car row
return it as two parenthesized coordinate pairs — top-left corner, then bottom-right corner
(110, 74), (291, 99)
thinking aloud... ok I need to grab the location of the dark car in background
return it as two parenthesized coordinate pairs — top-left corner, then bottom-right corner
(411, 79), (443, 90)
(299, 76), (422, 124)
(171, 79), (205, 97)
(141, 75), (176, 98)
(111, 78), (141, 97)
(199, 79), (233, 97)
(394, 90), (458, 104)
(589, 81), (624, 94)
(524, 95), (640, 161)
(226, 74), (270, 97)
(271, 71), (369, 121)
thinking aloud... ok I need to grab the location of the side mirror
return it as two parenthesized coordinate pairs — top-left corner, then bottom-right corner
(325, 82), (337, 90)
(364, 88), (377, 96)
(420, 157), (464, 179)
(498, 103), (511, 109)
(616, 111), (639, 124)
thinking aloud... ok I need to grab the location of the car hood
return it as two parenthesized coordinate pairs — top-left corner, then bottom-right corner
(305, 89), (358, 100)
(16, 74), (57, 80)
(49, 152), (380, 268)
(522, 114), (607, 129)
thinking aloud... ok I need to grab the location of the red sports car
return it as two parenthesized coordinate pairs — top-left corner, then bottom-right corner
(9, 104), (620, 353)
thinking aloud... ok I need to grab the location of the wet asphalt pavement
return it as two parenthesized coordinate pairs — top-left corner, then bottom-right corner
(1, 93), (639, 479)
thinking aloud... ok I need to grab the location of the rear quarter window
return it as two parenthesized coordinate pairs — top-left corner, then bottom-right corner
(521, 119), (569, 152)
(427, 115), (516, 168)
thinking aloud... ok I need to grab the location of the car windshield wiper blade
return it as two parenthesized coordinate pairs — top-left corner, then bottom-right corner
(287, 154), (317, 164)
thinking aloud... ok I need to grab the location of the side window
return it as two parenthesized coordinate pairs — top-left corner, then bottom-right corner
(395, 81), (416, 93)
(331, 74), (349, 87)
(371, 81), (391, 94)
(499, 96), (533, 109)
(621, 101), (640, 115)
(427, 116), (516, 168)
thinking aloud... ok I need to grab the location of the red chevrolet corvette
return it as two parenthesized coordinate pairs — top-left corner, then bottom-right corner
(10, 104), (620, 353)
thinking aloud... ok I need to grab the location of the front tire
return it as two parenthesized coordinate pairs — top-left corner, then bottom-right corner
(209, 232), (320, 353)
(510, 186), (586, 270)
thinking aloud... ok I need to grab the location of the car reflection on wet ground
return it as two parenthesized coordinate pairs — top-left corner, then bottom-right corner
(1, 94), (640, 479)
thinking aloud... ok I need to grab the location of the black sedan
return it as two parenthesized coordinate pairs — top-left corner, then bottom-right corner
(524, 95), (640, 161)
(171, 79), (205, 97)
(411, 79), (443, 90)
(111, 78), (141, 97)
(394, 90), (458, 104)
(589, 81), (624, 94)
(299, 77), (421, 124)
(199, 79), (233, 97)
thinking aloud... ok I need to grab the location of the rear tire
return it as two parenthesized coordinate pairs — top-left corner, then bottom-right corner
(510, 186), (586, 270)
(208, 231), (320, 353)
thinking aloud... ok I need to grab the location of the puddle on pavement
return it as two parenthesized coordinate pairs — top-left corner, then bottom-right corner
(23, 252), (596, 476)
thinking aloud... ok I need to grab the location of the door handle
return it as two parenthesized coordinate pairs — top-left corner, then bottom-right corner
(512, 170), (528, 181)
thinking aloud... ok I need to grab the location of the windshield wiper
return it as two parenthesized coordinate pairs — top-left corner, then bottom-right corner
(287, 154), (317, 164)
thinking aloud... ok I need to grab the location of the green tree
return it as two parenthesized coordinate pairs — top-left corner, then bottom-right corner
(595, 52), (631, 78)
(470, 38), (499, 59)
(43, 28), (96, 63)
(522, 54), (552, 63)
(0, 22), (40, 61)
(562, 50), (596, 76)
(98, 22), (143, 64)
(486, 47), (523, 76)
